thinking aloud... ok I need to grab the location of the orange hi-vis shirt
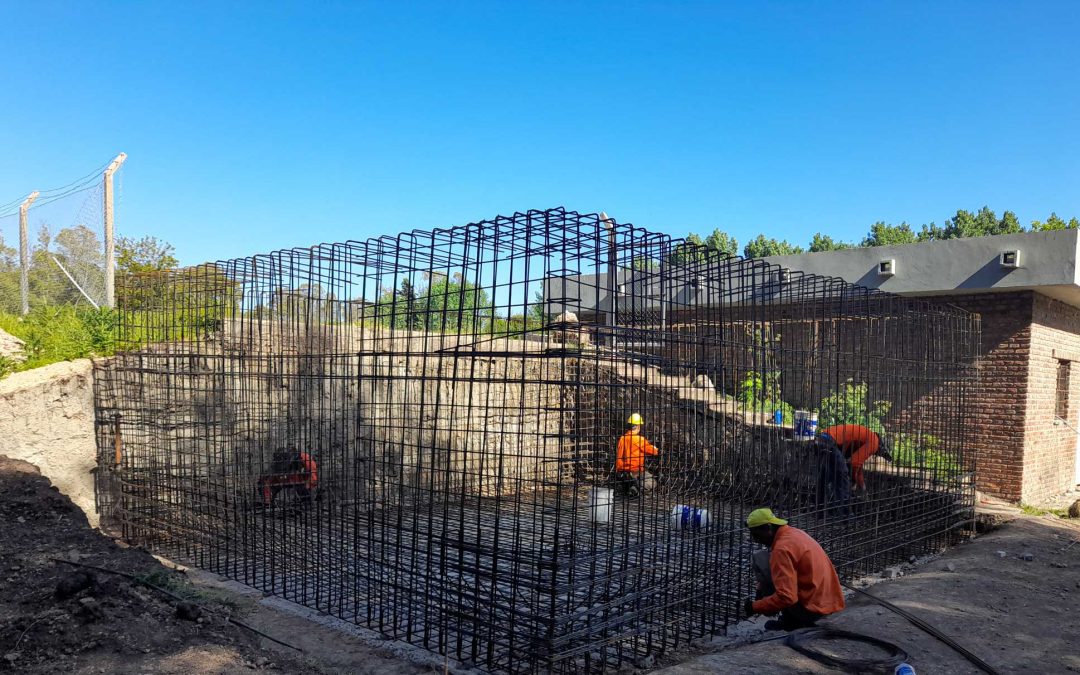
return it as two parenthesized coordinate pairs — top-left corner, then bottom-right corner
(821, 424), (879, 489)
(615, 429), (659, 473)
(752, 525), (845, 616)
(298, 452), (318, 489)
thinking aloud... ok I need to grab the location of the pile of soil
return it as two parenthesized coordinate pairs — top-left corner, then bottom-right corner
(0, 455), (317, 674)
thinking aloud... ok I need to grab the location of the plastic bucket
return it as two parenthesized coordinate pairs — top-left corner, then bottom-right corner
(671, 504), (710, 530)
(794, 410), (818, 441)
(588, 487), (613, 524)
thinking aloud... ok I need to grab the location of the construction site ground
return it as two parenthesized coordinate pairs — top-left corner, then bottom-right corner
(0, 456), (422, 675)
(2, 454), (1079, 675)
(656, 502), (1080, 674)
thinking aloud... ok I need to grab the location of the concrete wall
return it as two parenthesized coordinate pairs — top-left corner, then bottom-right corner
(0, 359), (98, 527)
(95, 331), (567, 524)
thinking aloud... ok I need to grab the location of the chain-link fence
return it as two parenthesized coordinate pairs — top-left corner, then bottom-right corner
(0, 158), (126, 373)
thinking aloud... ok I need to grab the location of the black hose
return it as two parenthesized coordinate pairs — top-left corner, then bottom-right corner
(842, 581), (1000, 675)
(785, 627), (907, 673)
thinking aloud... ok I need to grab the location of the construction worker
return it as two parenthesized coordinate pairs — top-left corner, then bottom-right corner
(258, 446), (319, 507)
(819, 424), (893, 492)
(743, 508), (845, 631)
(814, 434), (852, 515)
(614, 413), (659, 497)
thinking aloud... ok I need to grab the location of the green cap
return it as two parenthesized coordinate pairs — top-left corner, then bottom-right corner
(746, 508), (788, 528)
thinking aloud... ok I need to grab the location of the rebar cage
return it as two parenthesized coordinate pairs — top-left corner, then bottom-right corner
(94, 207), (980, 673)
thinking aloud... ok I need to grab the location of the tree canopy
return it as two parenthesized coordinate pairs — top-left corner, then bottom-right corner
(678, 206), (1079, 262)
(742, 235), (804, 258)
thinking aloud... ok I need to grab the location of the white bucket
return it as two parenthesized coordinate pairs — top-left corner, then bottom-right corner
(588, 487), (613, 524)
(671, 504), (710, 530)
(794, 410), (818, 441)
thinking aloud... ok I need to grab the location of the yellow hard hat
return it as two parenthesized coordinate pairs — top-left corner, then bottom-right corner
(746, 508), (788, 528)
(628, 413), (644, 425)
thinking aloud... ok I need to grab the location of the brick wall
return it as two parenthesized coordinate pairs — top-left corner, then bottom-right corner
(925, 292), (1033, 501)
(1023, 294), (1080, 502)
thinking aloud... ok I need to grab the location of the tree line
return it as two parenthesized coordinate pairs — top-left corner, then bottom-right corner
(0, 223), (177, 313)
(675, 207), (1080, 260)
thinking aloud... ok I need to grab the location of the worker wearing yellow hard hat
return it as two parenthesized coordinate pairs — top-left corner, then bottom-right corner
(614, 412), (659, 497)
(743, 508), (845, 631)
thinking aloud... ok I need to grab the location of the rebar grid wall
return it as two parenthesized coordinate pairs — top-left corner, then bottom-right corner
(94, 208), (979, 673)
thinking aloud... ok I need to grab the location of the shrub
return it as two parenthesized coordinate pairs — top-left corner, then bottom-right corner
(817, 379), (889, 433)
(739, 370), (795, 420)
(892, 433), (962, 476)
(0, 306), (118, 373)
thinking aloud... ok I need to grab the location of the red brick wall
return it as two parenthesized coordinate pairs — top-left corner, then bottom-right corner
(1023, 294), (1080, 502)
(925, 292), (1033, 501)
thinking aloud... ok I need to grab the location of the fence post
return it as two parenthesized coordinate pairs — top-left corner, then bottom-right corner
(103, 152), (127, 310)
(18, 191), (40, 315)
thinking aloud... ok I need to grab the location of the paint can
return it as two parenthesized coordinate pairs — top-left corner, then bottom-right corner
(587, 487), (613, 524)
(793, 410), (818, 441)
(671, 504), (710, 530)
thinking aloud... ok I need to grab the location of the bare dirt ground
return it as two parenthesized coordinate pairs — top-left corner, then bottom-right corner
(0, 456), (423, 675)
(656, 513), (1080, 674)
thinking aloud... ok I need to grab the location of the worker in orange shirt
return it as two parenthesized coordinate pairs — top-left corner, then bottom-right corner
(614, 413), (660, 497)
(742, 508), (845, 631)
(258, 446), (319, 507)
(819, 424), (893, 492)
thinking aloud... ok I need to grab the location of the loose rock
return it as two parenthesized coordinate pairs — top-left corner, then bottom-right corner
(55, 570), (95, 599)
(691, 374), (714, 390)
(175, 601), (202, 621)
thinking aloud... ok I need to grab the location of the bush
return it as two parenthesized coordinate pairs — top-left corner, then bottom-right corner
(738, 370), (795, 420)
(0, 355), (14, 379)
(0, 306), (118, 373)
(817, 379), (890, 433)
(892, 433), (962, 476)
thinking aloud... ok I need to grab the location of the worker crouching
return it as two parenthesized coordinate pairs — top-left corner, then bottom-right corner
(743, 508), (845, 631)
(614, 413), (659, 497)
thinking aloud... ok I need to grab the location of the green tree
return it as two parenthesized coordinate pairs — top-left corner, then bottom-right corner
(667, 233), (707, 266)
(861, 221), (917, 247)
(1030, 212), (1080, 231)
(115, 235), (179, 313)
(921, 207), (1023, 240)
(528, 289), (547, 325)
(418, 272), (493, 332)
(704, 228), (739, 257)
(0, 233), (18, 313)
(808, 233), (852, 252)
(667, 229), (738, 265)
(742, 235), (804, 258)
(117, 235), (178, 274)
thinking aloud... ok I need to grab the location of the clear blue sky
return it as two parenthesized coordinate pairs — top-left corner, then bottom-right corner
(1, 1), (1078, 265)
